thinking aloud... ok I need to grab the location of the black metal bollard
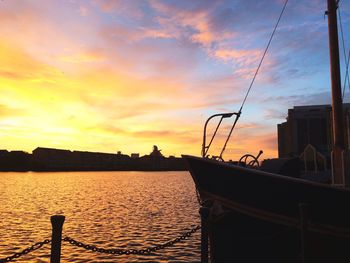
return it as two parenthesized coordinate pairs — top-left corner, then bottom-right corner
(199, 206), (210, 263)
(50, 215), (65, 263)
(299, 203), (310, 263)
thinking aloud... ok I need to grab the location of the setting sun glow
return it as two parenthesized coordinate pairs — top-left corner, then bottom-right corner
(1, 0), (350, 159)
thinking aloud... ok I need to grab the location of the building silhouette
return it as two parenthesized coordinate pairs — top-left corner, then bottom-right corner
(0, 146), (186, 171)
(278, 104), (350, 158)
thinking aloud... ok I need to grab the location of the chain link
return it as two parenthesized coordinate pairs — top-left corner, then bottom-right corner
(63, 225), (200, 256)
(1, 225), (200, 260)
(0, 239), (51, 263)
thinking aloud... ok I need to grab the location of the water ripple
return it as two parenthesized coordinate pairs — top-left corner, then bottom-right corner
(0, 171), (200, 262)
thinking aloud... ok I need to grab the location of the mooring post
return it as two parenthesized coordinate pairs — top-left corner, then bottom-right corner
(50, 215), (65, 263)
(299, 203), (310, 263)
(199, 206), (210, 263)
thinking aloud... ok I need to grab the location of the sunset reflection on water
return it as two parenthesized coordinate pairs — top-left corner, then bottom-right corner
(0, 171), (200, 262)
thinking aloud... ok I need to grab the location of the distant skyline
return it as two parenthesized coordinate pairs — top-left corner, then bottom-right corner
(1, 0), (350, 159)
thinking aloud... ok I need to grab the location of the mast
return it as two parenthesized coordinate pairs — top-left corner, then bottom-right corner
(327, 0), (348, 186)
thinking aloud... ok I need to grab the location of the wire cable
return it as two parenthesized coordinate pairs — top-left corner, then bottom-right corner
(239, 0), (289, 112)
(345, 49), (350, 98)
(338, 6), (350, 99)
(220, 0), (289, 158)
(338, 6), (350, 100)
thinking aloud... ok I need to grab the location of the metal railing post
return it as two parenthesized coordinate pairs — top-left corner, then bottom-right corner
(50, 215), (65, 263)
(199, 206), (210, 263)
(299, 203), (310, 263)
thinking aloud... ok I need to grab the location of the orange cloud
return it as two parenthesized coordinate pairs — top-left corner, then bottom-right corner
(0, 42), (59, 80)
(0, 38), (278, 158)
(214, 48), (263, 77)
(202, 117), (278, 161)
(0, 39), (205, 156)
(0, 1), (285, 158)
(150, 0), (231, 48)
(214, 49), (261, 64)
(0, 104), (23, 118)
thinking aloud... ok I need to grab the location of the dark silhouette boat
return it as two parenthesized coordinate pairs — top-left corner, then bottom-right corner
(183, 155), (350, 262)
(182, 1), (350, 262)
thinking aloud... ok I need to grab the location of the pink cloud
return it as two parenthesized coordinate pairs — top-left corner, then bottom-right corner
(214, 48), (263, 78)
(79, 5), (90, 16)
(58, 49), (106, 64)
(0, 1), (100, 72)
(100, 24), (144, 43)
(150, 0), (232, 47)
(92, 0), (144, 18)
(144, 0), (281, 86)
(142, 29), (173, 39)
(214, 49), (261, 64)
(1, 0), (319, 157)
(92, 0), (122, 12)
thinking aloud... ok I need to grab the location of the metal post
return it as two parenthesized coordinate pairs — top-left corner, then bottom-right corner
(50, 215), (65, 263)
(327, 0), (346, 186)
(299, 203), (310, 263)
(199, 206), (210, 263)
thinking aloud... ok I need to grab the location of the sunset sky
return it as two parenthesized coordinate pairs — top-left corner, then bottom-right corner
(1, 0), (350, 159)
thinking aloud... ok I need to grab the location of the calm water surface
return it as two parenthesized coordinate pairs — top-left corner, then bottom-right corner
(0, 171), (200, 262)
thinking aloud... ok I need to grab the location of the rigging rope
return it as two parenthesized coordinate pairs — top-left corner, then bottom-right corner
(220, 0), (289, 158)
(345, 51), (350, 98)
(239, 0), (289, 112)
(337, 6), (350, 99)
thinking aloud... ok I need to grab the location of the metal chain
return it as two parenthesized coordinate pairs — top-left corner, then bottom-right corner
(0, 239), (51, 263)
(63, 225), (200, 256)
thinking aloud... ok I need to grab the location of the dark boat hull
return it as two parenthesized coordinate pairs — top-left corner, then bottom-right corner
(183, 155), (350, 263)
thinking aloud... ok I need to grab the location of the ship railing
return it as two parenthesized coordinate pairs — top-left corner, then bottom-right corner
(202, 112), (266, 168)
(202, 112), (238, 159)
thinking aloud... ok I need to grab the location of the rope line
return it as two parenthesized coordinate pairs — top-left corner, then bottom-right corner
(346, 49), (350, 97)
(338, 6), (350, 99)
(220, 0), (289, 158)
(239, 0), (289, 111)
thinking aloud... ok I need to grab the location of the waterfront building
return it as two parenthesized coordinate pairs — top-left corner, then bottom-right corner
(277, 104), (350, 158)
(131, 153), (140, 158)
(0, 150), (31, 171)
(0, 146), (186, 171)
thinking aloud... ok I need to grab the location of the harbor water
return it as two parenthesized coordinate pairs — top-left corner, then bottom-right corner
(0, 171), (201, 262)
